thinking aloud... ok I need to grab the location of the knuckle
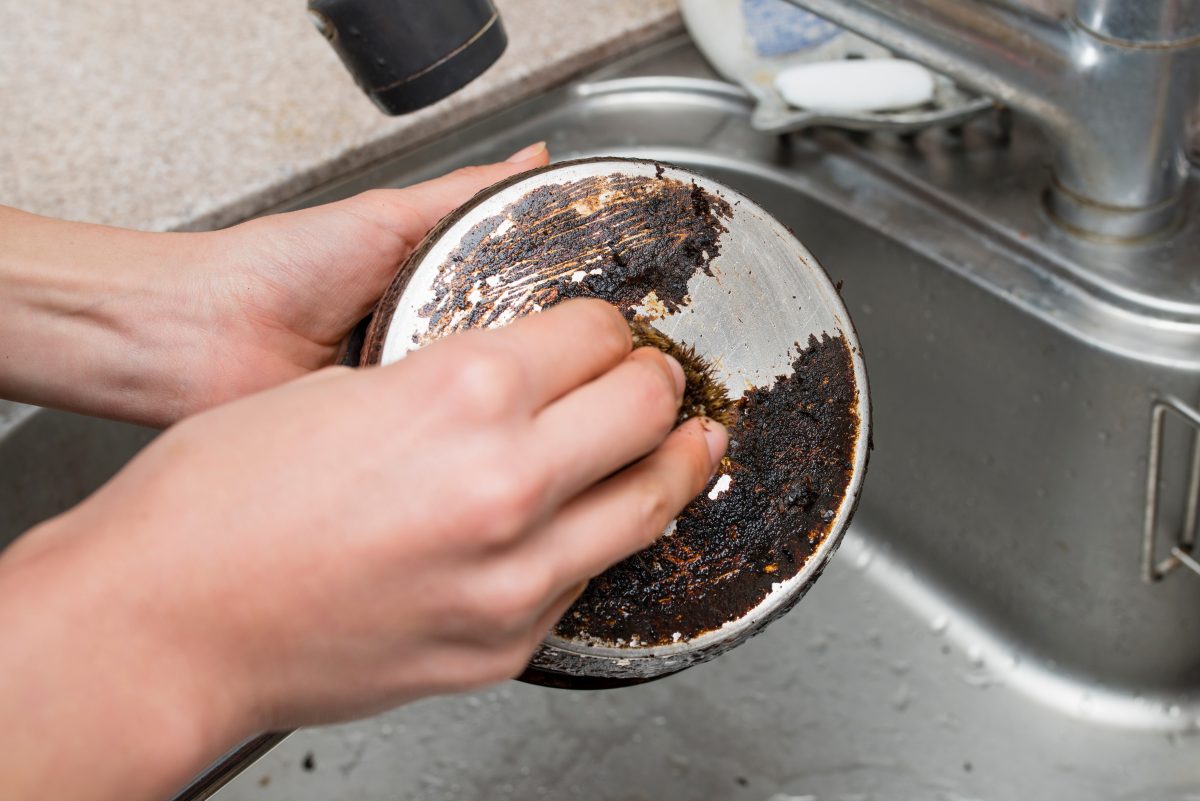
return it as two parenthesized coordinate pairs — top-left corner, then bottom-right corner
(452, 164), (490, 184)
(447, 347), (525, 418)
(477, 564), (554, 628)
(633, 475), (676, 541)
(628, 356), (680, 430)
(468, 467), (545, 546)
(682, 431), (717, 490)
(577, 299), (631, 359)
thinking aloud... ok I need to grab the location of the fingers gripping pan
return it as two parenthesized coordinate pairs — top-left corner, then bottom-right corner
(361, 158), (870, 687)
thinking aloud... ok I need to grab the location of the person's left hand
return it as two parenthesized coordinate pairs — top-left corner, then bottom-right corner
(175, 141), (551, 420)
(0, 142), (549, 426)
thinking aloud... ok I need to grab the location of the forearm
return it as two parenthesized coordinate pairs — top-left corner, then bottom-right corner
(0, 206), (215, 426)
(0, 515), (248, 801)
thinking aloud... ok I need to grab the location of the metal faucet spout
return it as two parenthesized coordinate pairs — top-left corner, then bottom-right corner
(786, 0), (1199, 241)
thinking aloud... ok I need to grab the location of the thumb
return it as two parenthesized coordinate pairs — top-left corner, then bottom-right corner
(348, 142), (550, 236)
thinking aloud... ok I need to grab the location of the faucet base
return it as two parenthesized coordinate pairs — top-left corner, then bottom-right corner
(1044, 179), (1186, 244)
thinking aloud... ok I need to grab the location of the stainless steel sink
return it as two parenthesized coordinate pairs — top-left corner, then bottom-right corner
(4, 36), (1200, 800)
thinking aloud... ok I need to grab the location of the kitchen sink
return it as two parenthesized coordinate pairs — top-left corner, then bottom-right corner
(4, 36), (1199, 800)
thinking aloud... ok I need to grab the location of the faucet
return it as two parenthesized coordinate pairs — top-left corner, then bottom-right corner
(784, 0), (1199, 242)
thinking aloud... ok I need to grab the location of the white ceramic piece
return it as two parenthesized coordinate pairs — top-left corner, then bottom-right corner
(774, 58), (936, 113)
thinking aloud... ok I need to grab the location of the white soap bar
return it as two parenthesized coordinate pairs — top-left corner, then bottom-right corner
(774, 59), (935, 114)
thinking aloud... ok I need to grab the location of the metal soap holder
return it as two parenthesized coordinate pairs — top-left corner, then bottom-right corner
(1142, 396), (1200, 582)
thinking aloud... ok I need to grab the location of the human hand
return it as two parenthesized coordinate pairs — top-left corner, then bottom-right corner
(0, 143), (550, 426)
(186, 142), (552, 419)
(0, 299), (728, 801)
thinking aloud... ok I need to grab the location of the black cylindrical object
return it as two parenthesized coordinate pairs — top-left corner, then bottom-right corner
(308, 0), (507, 115)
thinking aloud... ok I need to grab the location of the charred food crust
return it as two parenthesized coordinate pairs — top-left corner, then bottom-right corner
(360, 158), (862, 649)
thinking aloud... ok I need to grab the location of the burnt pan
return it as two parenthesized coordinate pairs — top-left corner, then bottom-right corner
(360, 158), (871, 686)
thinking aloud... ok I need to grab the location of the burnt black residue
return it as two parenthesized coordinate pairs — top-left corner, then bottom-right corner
(407, 164), (858, 647)
(418, 172), (732, 340)
(555, 333), (859, 645)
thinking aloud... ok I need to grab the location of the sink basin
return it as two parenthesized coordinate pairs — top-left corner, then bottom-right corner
(4, 36), (1199, 800)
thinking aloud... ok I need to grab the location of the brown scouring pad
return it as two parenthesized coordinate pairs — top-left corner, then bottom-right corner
(629, 319), (735, 428)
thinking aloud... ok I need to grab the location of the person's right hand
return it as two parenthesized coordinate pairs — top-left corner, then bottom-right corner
(0, 298), (727, 801)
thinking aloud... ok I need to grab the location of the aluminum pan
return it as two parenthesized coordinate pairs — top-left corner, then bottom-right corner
(362, 157), (870, 680)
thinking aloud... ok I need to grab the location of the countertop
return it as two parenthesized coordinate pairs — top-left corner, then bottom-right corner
(4, 1), (1192, 235)
(0, 1), (681, 232)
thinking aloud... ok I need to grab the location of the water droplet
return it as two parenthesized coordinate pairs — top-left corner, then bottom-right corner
(967, 645), (985, 667)
(1097, 430), (1110, 443)
(962, 670), (995, 688)
(855, 549), (873, 569)
(929, 615), (949, 634)
(892, 683), (911, 711)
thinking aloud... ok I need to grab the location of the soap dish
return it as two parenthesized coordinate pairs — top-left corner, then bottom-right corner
(751, 66), (995, 134)
(681, 0), (996, 134)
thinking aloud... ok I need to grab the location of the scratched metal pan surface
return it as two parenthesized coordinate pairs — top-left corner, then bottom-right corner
(361, 157), (870, 685)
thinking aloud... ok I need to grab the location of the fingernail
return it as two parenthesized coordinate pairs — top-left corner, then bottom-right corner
(662, 353), (686, 398)
(700, 417), (729, 466)
(505, 141), (547, 163)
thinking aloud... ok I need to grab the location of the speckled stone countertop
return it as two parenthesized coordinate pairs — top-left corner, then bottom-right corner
(4, 1), (1193, 235)
(0, 1), (681, 232)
